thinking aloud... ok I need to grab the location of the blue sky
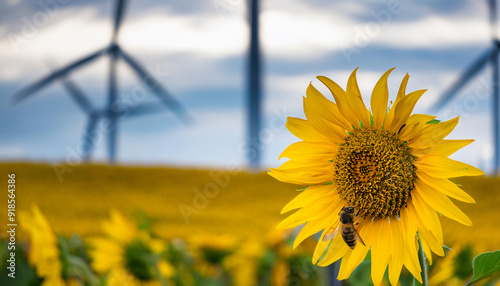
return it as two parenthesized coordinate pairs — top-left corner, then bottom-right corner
(0, 0), (496, 173)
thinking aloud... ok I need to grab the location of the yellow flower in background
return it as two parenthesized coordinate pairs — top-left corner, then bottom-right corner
(89, 210), (173, 286)
(224, 241), (265, 286)
(269, 68), (484, 286)
(19, 205), (65, 286)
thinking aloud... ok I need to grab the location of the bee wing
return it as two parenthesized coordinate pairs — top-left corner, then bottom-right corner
(323, 223), (340, 242)
(353, 227), (366, 247)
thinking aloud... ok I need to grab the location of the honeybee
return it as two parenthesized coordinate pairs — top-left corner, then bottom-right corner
(323, 206), (365, 249)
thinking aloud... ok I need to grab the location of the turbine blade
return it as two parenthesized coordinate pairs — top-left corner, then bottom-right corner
(82, 114), (99, 162)
(127, 103), (166, 118)
(112, 0), (127, 41)
(44, 60), (94, 113)
(62, 78), (94, 113)
(433, 46), (497, 112)
(118, 49), (192, 124)
(12, 47), (110, 104)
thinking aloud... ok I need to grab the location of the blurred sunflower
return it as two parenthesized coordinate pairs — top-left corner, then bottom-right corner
(224, 240), (265, 286)
(265, 230), (318, 286)
(89, 210), (174, 286)
(19, 205), (65, 286)
(188, 233), (238, 278)
(429, 244), (475, 286)
(269, 68), (484, 286)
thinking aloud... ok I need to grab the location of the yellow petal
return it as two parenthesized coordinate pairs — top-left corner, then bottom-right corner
(89, 238), (123, 273)
(286, 117), (336, 144)
(400, 206), (422, 279)
(279, 141), (337, 162)
(419, 234), (435, 265)
(389, 89), (427, 132)
(410, 187), (443, 245)
(415, 180), (473, 226)
(269, 160), (332, 185)
(103, 210), (137, 243)
(415, 155), (484, 178)
(316, 76), (360, 127)
(386, 73), (410, 131)
(303, 96), (350, 142)
(417, 171), (475, 203)
(412, 139), (474, 157)
(336, 250), (353, 278)
(345, 68), (371, 127)
(371, 68), (395, 128)
(371, 218), (392, 286)
(398, 114), (436, 141)
(403, 246), (422, 284)
(396, 73), (409, 103)
(318, 234), (349, 267)
(313, 226), (342, 263)
(409, 117), (460, 149)
(277, 195), (339, 230)
(281, 184), (336, 214)
(304, 83), (352, 130)
(406, 199), (444, 257)
(294, 211), (336, 249)
(388, 218), (404, 286)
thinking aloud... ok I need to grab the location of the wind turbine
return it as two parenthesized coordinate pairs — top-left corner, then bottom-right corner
(247, 0), (262, 170)
(11, 0), (191, 163)
(432, 0), (500, 174)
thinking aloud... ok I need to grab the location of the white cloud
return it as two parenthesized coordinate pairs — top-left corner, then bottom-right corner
(121, 12), (247, 58)
(371, 15), (489, 49)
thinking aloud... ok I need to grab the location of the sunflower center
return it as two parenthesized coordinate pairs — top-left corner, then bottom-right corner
(333, 127), (417, 218)
(124, 239), (155, 281)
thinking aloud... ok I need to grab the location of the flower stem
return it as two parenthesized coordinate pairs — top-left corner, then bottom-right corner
(414, 236), (428, 286)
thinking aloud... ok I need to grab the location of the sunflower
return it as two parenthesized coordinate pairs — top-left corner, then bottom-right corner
(89, 210), (174, 286)
(19, 205), (65, 286)
(269, 68), (484, 285)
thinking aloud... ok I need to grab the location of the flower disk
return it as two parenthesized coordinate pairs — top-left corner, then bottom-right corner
(334, 128), (416, 218)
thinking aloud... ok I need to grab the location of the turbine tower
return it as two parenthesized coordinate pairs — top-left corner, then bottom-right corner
(247, 0), (262, 170)
(432, 0), (500, 174)
(12, 0), (191, 163)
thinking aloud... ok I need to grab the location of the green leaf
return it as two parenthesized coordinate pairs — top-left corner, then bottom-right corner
(442, 245), (452, 253)
(426, 119), (441, 124)
(465, 250), (500, 285)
